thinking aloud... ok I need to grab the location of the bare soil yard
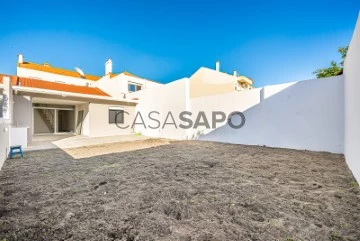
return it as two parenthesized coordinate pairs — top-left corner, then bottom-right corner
(0, 141), (359, 241)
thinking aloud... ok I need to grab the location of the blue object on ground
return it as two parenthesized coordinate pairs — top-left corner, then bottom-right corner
(9, 145), (24, 159)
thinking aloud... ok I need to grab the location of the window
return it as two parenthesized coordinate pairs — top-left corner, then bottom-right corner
(109, 107), (124, 124)
(128, 82), (142, 92)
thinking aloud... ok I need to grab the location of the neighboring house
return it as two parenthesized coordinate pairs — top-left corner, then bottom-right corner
(189, 61), (253, 98)
(0, 54), (253, 148)
(95, 60), (162, 99)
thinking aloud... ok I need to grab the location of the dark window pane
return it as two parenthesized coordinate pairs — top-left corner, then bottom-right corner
(115, 110), (124, 124)
(128, 84), (136, 92)
(109, 109), (124, 124)
(128, 83), (142, 92)
(109, 110), (116, 124)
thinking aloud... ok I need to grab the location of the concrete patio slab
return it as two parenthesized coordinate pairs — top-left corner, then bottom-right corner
(26, 134), (149, 151)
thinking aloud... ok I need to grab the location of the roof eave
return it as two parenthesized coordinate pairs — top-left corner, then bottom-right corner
(12, 86), (137, 106)
(17, 64), (101, 81)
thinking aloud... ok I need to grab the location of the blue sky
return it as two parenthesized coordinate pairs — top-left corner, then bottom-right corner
(0, 0), (359, 87)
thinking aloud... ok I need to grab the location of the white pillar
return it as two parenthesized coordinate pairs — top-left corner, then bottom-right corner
(2, 76), (12, 120)
(54, 109), (57, 134)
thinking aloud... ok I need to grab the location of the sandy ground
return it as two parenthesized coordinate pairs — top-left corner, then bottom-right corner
(63, 139), (171, 159)
(0, 141), (359, 241)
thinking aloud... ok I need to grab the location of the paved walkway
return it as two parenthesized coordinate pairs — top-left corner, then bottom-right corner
(26, 134), (149, 151)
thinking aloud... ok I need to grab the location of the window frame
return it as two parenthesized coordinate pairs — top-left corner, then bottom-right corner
(128, 82), (143, 93)
(108, 106), (124, 124)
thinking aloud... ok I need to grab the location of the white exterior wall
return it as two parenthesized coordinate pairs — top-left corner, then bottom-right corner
(1, 77), (13, 164)
(13, 95), (32, 142)
(188, 88), (261, 139)
(76, 104), (90, 136)
(133, 78), (188, 139)
(10, 127), (28, 148)
(189, 67), (237, 98)
(199, 76), (344, 154)
(126, 75), (162, 90)
(17, 67), (96, 87)
(2, 77), (13, 120)
(344, 13), (360, 183)
(88, 103), (135, 137)
(0, 119), (10, 170)
(95, 74), (163, 99)
(195, 67), (236, 85)
(94, 75), (122, 99)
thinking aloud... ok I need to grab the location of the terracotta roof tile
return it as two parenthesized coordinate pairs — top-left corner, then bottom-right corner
(109, 71), (136, 79)
(109, 73), (120, 78)
(18, 62), (101, 81)
(0, 74), (109, 97)
(123, 71), (137, 77)
(0, 74), (18, 85)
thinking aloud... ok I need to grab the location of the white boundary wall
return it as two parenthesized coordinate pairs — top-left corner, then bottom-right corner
(198, 76), (344, 154)
(344, 13), (360, 183)
(130, 13), (360, 183)
(0, 119), (10, 170)
(133, 78), (188, 139)
(134, 73), (344, 154)
(188, 88), (261, 139)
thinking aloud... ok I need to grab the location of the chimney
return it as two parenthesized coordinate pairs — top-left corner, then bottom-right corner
(233, 70), (237, 77)
(105, 59), (112, 75)
(18, 54), (23, 64)
(216, 61), (220, 72)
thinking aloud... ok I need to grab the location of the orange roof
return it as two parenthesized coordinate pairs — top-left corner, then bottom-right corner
(109, 72), (120, 78)
(237, 76), (253, 85)
(109, 71), (162, 84)
(0, 74), (109, 97)
(0, 74), (18, 85)
(109, 71), (137, 79)
(123, 71), (137, 77)
(18, 62), (101, 81)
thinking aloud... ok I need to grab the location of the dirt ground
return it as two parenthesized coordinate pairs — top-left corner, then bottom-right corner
(0, 141), (359, 241)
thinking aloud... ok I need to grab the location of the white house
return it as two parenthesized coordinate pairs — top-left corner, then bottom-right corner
(0, 54), (253, 150)
(16, 54), (163, 95)
(0, 55), (165, 148)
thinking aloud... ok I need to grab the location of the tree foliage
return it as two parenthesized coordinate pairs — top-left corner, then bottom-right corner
(313, 46), (348, 78)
